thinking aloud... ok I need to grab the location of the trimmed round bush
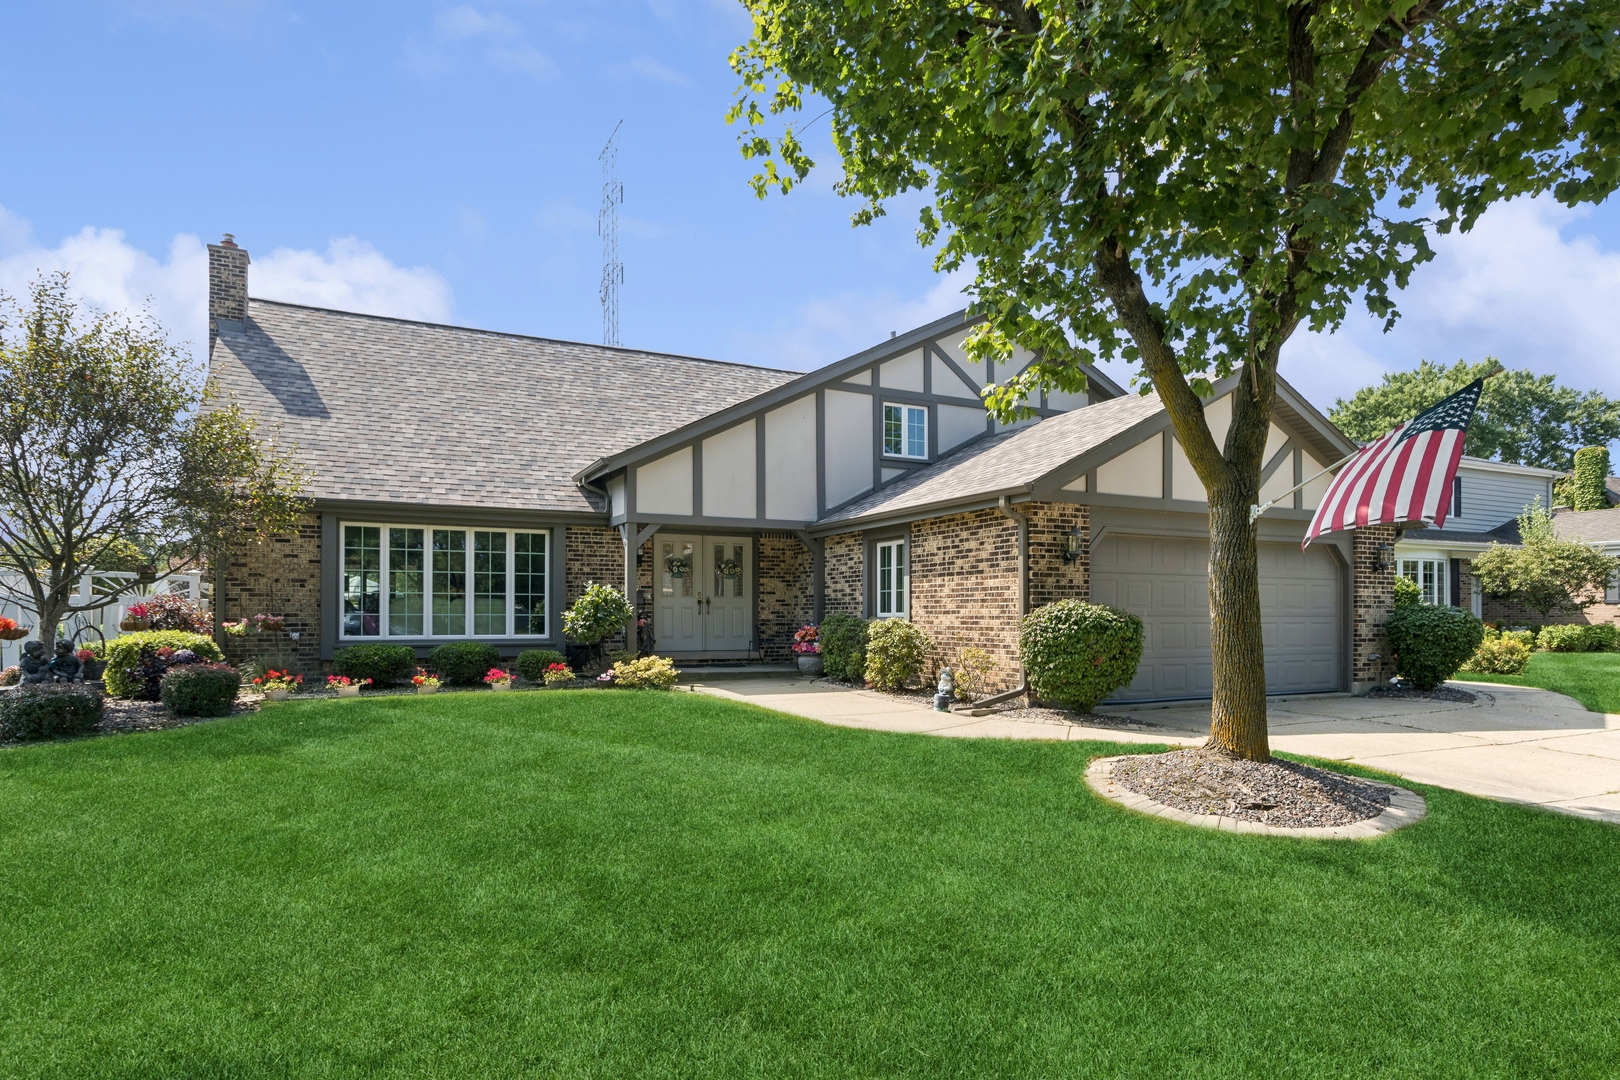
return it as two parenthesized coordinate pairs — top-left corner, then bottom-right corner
(819, 613), (869, 683)
(101, 631), (223, 698)
(1459, 636), (1531, 675)
(1020, 600), (1145, 712)
(864, 619), (932, 691)
(160, 663), (242, 717)
(333, 643), (417, 686)
(516, 649), (568, 682)
(0, 685), (103, 741)
(1386, 604), (1485, 690)
(609, 655), (678, 690)
(428, 641), (502, 685)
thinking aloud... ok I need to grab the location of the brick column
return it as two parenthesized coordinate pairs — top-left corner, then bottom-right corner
(1351, 524), (1396, 694)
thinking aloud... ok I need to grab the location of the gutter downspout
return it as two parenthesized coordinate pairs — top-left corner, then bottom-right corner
(958, 495), (1029, 712)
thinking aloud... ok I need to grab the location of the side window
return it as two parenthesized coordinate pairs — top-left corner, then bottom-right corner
(875, 539), (908, 617)
(882, 404), (928, 459)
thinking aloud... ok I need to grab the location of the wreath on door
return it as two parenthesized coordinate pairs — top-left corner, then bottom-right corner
(664, 555), (690, 579)
(717, 558), (744, 580)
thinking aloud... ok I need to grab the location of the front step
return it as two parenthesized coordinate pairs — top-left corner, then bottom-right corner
(675, 663), (802, 683)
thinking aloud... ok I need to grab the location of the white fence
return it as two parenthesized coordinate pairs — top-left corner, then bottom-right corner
(0, 571), (208, 669)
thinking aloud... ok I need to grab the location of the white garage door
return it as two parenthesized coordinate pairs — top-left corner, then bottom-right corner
(1090, 535), (1344, 702)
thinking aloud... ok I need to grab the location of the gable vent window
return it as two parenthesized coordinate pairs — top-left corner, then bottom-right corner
(875, 539), (908, 618)
(343, 523), (549, 639)
(883, 403), (928, 459)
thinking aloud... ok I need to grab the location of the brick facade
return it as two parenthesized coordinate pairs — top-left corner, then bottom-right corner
(565, 525), (630, 653)
(824, 532), (864, 616)
(219, 513), (323, 672)
(1351, 525), (1396, 693)
(1026, 502), (1089, 609)
(757, 533), (814, 662)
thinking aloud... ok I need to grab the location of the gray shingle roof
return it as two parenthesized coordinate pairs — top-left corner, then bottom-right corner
(209, 300), (797, 514)
(818, 391), (1165, 525)
(1400, 524), (1520, 545)
(1552, 505), (1620, 545)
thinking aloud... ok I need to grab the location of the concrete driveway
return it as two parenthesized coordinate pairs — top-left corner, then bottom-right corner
(689, 677), (1620, 825)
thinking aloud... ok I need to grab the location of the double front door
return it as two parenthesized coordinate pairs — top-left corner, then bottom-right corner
(652, 535), (753, 655)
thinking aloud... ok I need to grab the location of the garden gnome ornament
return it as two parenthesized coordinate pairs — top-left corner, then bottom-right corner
(49, 640), (84, 683)
(934, 668), (955, 712)
(18, 640), (51, 684)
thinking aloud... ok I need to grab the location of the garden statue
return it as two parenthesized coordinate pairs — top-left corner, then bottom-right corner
(934, 667), (955, 712)
(49, 639), (84, 683)
(18, 640), (51, 684)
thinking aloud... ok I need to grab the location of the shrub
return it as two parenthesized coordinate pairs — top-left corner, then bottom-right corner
(0, 666), (17, 687)
(516, 649), (568, 682)
(609, 654), (678, 690)
(1537, 622), (1620, 653)
(102, 631), (223, 698)
(1020, 600), (1145, 712)
(160, 663), (242, 717)
(819, 613), (870, 682)
(1386, 604), (1485, 690)
(1392, 575), (1420, 608)
(953, 647), (995, 703)
(1570, 445), (1611, 512)
(563, 583), (634, 647)
(864, 619), (932, 691)
(142, 593), (212, 633)
(1459, 636), (1531, 675)
(333, 644), (416, 686)
(0, 685), (103, 741)
(428, 641), (502, 685)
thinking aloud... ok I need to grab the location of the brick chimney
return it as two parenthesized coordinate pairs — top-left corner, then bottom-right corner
(207, 233), (250, 351)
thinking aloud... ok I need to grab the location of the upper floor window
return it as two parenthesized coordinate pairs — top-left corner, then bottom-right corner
(1452, 476), (1462, 518)
(883, 403), (927, 459)
(343, 523), (549, 639)
(875, 539), (908, 618)
(1400, 557), (1448, 606)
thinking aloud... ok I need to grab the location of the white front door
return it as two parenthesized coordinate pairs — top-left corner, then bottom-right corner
(651, 534), (752, 655)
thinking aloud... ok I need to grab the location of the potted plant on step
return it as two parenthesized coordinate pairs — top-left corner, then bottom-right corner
(484, 667), (514, 691)
(327, 674), (370, 698)
(792, 624), (822, 675)
(412, 668), (441, 695)
(253, 669), (302, 701)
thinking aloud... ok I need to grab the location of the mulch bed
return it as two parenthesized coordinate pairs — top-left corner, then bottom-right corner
(96, 696), (259, 737)
(1363, 685), (1478, 704)
(1109, 747), (1394, 828)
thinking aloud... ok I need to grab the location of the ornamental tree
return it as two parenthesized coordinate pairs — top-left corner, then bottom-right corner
(0, 275), (308, 645)
(729, 0), (1620, 759)
(1471, 502), (1618, 620)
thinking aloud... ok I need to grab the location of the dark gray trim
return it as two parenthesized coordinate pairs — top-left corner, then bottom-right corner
(795, 529), (825, 623)
(931, 344), (986, 399)
(1259, 439), (1298, 486)
(312, 498), (604, 528)
(553, 524), (568, 635)
(624, 466), (638, 523)
(750, 533), (761, 658)
(691, 439), (704, 519)
(871, 391), (884, 492)
(815, 389), (827, 517)
(863, 526), (910, 619)
(627, 511), (821, 531)
(1162, 429), (1174, 501)
(320, 511), (340, 660)
(1293, 448), (1304, 510)
(921, 344), (932, 394)
(754, 416), (767, 521)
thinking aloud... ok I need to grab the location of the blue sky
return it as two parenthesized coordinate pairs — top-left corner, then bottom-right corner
(3, 0), (1619, 419)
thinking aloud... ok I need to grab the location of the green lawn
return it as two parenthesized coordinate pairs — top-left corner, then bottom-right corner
(1454, 651), (1620, 713)
(1, 692), (1616, 1079)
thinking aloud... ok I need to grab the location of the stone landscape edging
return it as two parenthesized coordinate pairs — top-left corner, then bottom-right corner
(1084, 754), (1428, 840)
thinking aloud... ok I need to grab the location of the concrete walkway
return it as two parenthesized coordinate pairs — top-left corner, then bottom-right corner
(689, 677), (1620, 825)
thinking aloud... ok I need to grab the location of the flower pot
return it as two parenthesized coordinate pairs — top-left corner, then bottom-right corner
(0, 626), (31, 641)
(266, 688), (290, 701)
(796, 654), (823, 676)
(417, 684), (439, 695)
(337, 685), (361, 698)
(118, 618), (148, 633)
(489, 680), (513, 692)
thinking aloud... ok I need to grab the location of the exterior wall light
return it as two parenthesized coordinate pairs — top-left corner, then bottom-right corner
(1375, 543), (1394, 571)
(1063, 527), (1084, 563)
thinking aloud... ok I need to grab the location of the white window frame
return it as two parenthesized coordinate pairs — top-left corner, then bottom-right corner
(874, 538), (908, 618)
(1606, 566), (1619, 605)
(882, 403), (928, 460)
(339, 522), (550, 640)
(1399, 555), (1449, 607)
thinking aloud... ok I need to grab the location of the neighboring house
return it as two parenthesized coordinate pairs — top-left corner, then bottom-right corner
(209, 236), (1434, 700)
(1449, 505), (1620, 628)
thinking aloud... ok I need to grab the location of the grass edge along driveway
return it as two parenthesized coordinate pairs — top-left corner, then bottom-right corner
(1455, 650), (1620, 714)
(1, 690), (1616, 1079)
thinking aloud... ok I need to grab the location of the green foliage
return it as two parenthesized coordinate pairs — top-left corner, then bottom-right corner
(1387, 605), (1485, 691)
(1393, 575), (1421, 608)
(0, 684), (103, 741)
(101, 631), (223, 698)
(609, 655), (678, 690)
(1020, 600), (1145, 712)
(562, 583), (634, 647)
(542, 663), (576, 688)
(141, 593), (211, 633)
(1331, 361), (1620, 471)
(159, 663), (242, 717)
(515, 649), (568, 682)
(332, 644), (417, 686)
(1536, 623), (1619, 653)
(1459, 636), (1531, 676)
(1570, 446), (1612, 511)
(818, 613), (869, 683)
(428, 641), (502, 686)
(952, 647), (995, 703)
(1471, 502), (1619, 619)
(863, 619), (932, 691)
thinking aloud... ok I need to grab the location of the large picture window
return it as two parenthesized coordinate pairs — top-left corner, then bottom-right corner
(875, 539), (908, 618)
(343, 523), (550, 639)
(882, 403), (928, 459)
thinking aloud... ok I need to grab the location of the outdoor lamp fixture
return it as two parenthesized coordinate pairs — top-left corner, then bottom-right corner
(1375, 543), (1394, 571)
(1062, 527), (1084, 563)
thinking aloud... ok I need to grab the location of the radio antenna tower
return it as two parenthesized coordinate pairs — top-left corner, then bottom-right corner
(598, 120), (625, 347)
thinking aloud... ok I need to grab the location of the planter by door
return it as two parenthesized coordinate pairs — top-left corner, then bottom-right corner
(797, 654), (823, 676)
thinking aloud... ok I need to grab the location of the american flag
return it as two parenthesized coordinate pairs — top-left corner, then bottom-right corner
(1304, 379), (1484, 547)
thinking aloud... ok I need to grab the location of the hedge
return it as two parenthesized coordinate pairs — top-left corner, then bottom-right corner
(1537, 623), (1619, 653)
(819, 613), (869, 683)
(1387, 604), (1484, 690)
(428, 641), (502, 685)
(1020, 600), (1144, 712)
(0, 685), (103, 741)
(160, 664), (242, 717)
(516, 649), (568, 682)
(864, 619), (931, 691)
(333, 644), (417, 685)
(101, 631), (223, 699)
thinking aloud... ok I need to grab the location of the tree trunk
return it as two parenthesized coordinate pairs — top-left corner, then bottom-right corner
(1206, 490), (1271, 761)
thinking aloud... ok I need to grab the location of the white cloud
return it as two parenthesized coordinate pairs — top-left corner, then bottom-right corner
(0, 208), (452, 363)
(534, 200), (595, 232)
(1282, 195), (1620, 411)
(408, 5), (556, 79)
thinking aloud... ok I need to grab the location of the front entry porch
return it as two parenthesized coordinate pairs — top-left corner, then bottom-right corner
(650, 533), (756, 658)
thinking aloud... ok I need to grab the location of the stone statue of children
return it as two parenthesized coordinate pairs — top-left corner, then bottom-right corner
(49, 639), (84, 683)
(18, 640), (51, 684)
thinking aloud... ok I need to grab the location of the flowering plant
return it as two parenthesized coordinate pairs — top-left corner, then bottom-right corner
(75, 648), (95, 663)
(597, 670), (616, 684)
(717, 558), (744, 579)
(327, 675), (372, 688)
(252, 669), (302, 692)
(125, 603), (150, 620)
(412, 668), (441, 689)
(483, 667), (513, 685)
(0, 666), (19, 686)
(155, 646), (175, 659)
(0, 616), (16, 634)
(249, 614), (286, 633)
(222, 620), (249, 637)
(542, 662), (575, 687)
(791, 624), (820, 655)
